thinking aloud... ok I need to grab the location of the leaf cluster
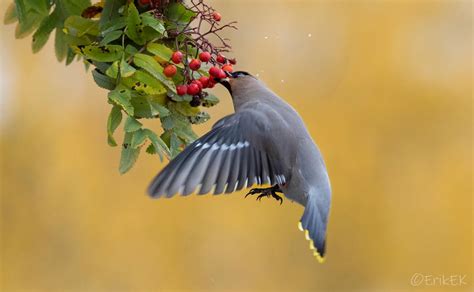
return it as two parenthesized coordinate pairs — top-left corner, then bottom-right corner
(5, 0), (226, 173)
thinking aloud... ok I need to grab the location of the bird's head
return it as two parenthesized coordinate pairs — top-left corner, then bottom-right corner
(215, 71), (258, 96)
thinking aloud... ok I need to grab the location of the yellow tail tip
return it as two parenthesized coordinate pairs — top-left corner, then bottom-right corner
(298, 221), (304, 231)
(298, 221), (326, 263)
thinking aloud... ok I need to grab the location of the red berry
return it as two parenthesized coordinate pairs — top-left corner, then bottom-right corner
(199, 51), (211, 62)
(198, 76), (210, 88)
(192, 80), (203, 90)
(229, 58), (237, 65)
(209, 66), (221, 77)
(163, 64), (177, 77)
(222, 64), (233, 72)
(177, 85), (187, 96)
(216, 54), (226, 64)
(187, 83), (201, 95)
(138, 0), (151, 5)
(207, 78), (217, 88)
(189, 59), (201, 71)
(171, 51), (183, 64)
(212, 12), (222, 21)
(217, 69), (227, 79)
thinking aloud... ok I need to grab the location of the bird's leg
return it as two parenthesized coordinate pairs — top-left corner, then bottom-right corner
(245, 185), (284, 205)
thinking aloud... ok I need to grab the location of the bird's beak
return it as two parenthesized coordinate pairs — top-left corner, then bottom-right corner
(215, 71), (232, 83)
(215, 73), (232, 93)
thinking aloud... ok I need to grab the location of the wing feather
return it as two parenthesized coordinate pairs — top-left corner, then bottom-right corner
(148, 112), (287, 198)
(260, 151), (271, 185)
(225, 146), (242, 193)
(235, 145), (249, 191)
(246, 147), (257, 188)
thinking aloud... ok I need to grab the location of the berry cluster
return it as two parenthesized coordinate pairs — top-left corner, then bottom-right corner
(163, 48), (236, 107)
(6, 0), (239, 173)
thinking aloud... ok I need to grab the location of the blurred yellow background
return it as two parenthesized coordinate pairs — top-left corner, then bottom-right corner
(1, 0), (472, 291)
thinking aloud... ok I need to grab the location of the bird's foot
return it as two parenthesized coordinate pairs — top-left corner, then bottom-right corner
(245, 185), (283, 205)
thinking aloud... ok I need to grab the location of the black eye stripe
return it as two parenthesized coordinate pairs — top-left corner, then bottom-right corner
(232, 71), (250, 78)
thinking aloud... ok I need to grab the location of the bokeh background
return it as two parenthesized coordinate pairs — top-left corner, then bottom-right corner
(1, 0), (472, 291)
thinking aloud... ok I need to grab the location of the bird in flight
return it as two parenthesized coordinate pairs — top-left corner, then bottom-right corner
(148, 71), (331, 262)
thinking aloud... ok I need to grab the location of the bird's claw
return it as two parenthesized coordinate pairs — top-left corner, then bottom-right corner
(245, 186), (283, 205)
(256, 193), (269, 201)
(244, 188), (261, 198)
(272, 192), (284, 205)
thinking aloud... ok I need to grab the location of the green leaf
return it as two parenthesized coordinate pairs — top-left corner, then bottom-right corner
(149, 93), (168, 106)
(166, 90), (191, 102)
(129, 93), (153, 119)
(146, 43), (172, 62)
(54, 29), (68, 61)
(14, 0), (26, 24)
(141, 26), (162, 43)
(50, 0), (91, 57)
(166, 103), (198, 143)
(125, 44), (138, 55)
(140, 11), (165, 34)
(100, 0), (126, 29)
(57, 0), (91, 16)
(126, 70), (166, 95)
(166, 3), (196, 22)
(120, 58), (136, 77)
(188, 112), (211, 124)
(65, 48), (76, 65)
(161, 116), (174, 130)
(202, 93), (220, 107)
(124, 116), (142, 132)
(92, 69), (116, 90)
(4, 3), (18, 25)
(64, 15), (99, 37)
(106, 61), (119, 78)
(146, 143), (156, 154)
(93, 61), (110, 72)
(15, 10), (42, 38)
(108, 88), (134, 116)
(107, 59), (139, 79)
(100, 30), (122, 45)
(133, 53), (176, 93)
(31, 9), (58, 53)
(119, 132), (141, 174)
(167, 90), (185, 102)
(84, 60), (91, 71)
(165, 2), (196, 32)
(144, 129), (170, 160)
(101, 16), (127, 35)
(174, 101), (200, 117)
(107, 105), (122, 146)
(77, 44), (123, 62)
(125, 3), (145, 45)
(149, 97), (170, 117)
(131, 128), (147, 148)
(120, 93), (168, 119)
(62, 29), (92, 46)
(175, 125), (198, 144)
(184, 45), (198, 58)
(25, 0), (50, 15)
(169, 132), (182, 158)
(160, 131), (171, 147)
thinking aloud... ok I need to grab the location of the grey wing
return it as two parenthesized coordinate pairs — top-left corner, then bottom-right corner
(148, 111), (287, 198)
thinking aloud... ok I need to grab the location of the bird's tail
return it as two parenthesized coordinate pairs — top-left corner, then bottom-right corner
(298, 192), (329, 263)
